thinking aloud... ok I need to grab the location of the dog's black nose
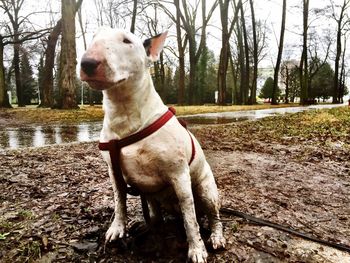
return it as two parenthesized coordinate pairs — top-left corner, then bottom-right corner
(81, 58), (101, 76)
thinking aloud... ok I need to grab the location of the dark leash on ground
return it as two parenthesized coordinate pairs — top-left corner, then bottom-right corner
(220, 207), (350, 253)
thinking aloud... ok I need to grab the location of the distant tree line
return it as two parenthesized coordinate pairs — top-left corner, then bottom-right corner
(259, 60), (342, 103)
(0, 0), (349, 109)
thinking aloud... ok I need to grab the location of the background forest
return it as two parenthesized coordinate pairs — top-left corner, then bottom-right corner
(0, 0), (349, 109)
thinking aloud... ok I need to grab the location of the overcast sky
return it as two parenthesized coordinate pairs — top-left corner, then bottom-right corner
(76, 0), (348, 68)
(1, 0), (348, 71)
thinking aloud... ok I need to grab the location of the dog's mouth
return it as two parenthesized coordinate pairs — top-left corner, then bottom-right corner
(115, 78), (127, 85)
(83, 80), (113, 90)
(83, 78), (127, 90)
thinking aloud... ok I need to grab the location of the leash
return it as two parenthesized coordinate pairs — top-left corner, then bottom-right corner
(220, 207), (350, 253)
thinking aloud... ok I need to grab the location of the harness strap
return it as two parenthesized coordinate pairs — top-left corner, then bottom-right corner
(98, 107), (195, 196)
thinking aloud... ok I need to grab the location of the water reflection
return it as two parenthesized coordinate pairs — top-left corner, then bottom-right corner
(0, 122), (102, 150)
(0, 104), (345, 150)
(182, 104), (347, 125)
(8, 130), (18, 149)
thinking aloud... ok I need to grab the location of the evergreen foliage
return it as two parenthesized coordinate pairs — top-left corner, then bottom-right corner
(259, 77), (280, 100)
(20, 51), (37, 104)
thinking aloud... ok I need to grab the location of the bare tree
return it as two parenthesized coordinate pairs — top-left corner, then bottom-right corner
(240, 1), (250, 104)
(217, 0), (241, 105)
(0, 35), (11, 108)
(39, 19), (62, 107)
(234, 4), (245, 104)
(248, 0), (258, 105)
(40, 0), (82, 108)
(93, 0), (144, 30)
(143, 4), (168, 101)
(1, 0), (27, 106)
(0, 28), (51, 108)
(57, 0), (82, 109)
(159, 0), (188, 105)
(271, 0), (287, 105)
(300, 0), (310, 105)
(174, 0), (218, 104)
(281, 61), (291, 103)
(130, 0), (138, 33)
(330, 0), (350, 103)
(339, 35), (347, 103)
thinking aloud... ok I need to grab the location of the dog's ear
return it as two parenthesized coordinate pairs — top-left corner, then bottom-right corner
(143, 31), (168, 62)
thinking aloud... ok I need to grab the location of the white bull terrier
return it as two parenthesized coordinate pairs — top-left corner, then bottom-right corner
(80, 27), (225, 263)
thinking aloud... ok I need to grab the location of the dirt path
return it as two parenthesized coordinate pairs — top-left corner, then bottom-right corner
(1, 138), (349, 262)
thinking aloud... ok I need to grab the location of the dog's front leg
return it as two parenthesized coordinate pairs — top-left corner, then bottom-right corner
(105, 165), (127, 242)
(172, 170), (208, 263)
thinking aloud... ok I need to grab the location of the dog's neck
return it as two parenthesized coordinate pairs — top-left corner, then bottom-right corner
(100, 72), (167, 141)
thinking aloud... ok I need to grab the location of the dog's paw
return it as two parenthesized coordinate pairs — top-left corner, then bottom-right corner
(105, 220), (126, 242)
(188, 242), (208, 263)
(209, 234), (226, 250)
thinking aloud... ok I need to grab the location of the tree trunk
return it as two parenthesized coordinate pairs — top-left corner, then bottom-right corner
(272, 0), (286, 105)
(333, 22), (341, 103)
(339, 36), (346, 103)
(159, 51), (166, 101)
(332, 1), (347, 104)
(40, 20), (62, 108)
(41, 0), (82, 108)
(0, 36), (11, 108)
(217, 0), (228, 105)
(229, 51), (238, 104)
(130, 0), (137, 33)
(77, 7), (92, 106)
(58, 0), (79, 109)
(13, 20), (24, 107)
(174, 0), (185, 105)
(300, 0), (309, 105)
(240, 3), (250, 104)
(13, 41), (24, 106)
(217, 0), (241, 105)
(249, 0), (258, 105)
(284, 66), (289, 103)
(188, 42), (197, 104)
(236, 18), (245, 105)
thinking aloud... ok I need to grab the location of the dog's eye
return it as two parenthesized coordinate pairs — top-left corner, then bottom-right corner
(123, 38), (132, 44)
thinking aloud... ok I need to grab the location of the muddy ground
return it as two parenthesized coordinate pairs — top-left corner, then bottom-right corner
(1, 108), (350, 262)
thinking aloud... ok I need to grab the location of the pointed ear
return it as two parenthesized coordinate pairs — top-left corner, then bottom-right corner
(143, 31), (168, 62)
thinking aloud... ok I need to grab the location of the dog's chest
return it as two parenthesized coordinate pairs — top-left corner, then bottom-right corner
(101, 140), (186, 194)
(100, 118), (190, 193)
(121, 144), (167, 191)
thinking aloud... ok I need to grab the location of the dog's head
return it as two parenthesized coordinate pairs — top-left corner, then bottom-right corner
(80, 27), (167, 90)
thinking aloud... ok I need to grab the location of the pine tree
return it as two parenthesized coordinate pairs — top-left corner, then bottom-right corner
(259, 77), (280, 101)
(20, 51), (37, 105)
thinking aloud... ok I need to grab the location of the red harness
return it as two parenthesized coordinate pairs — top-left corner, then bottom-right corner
(98, 107), (195, 196)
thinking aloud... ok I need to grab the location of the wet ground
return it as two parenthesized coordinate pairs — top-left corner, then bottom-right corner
(0, 122), (102, 150)
(182, 103), (346, 124)
(1, 107), (349, 262)
(0, 143), (349, 263)
(0, 104), (346, 150)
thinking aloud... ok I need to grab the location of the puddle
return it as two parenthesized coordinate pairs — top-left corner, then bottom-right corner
(0, 122), (102, 150)
(182, 104), (346, 125)
(0, 104), (346, 150)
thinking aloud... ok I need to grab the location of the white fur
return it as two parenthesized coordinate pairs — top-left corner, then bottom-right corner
(80, 27), (225, 263)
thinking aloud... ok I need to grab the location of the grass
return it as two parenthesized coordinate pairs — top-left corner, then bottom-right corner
(1, 103), (301, 125)
(196, 106), (350, 149)
(172, 103), (300, 115)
